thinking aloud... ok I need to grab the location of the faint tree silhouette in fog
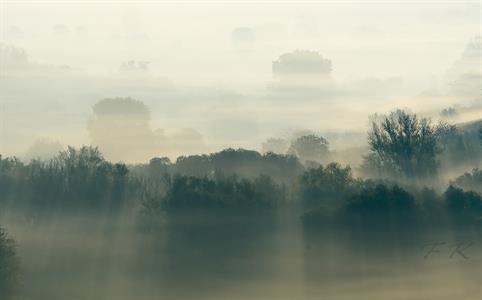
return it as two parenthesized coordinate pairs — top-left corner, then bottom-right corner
(288, 134), (330, 164)
(0, 227), (18, 300)
(362, 109), (440, 180)
(271, 50), (333, 90)
(261, 138), (289, 154)
(87, 97), (161, 162)
(25, 138), (63, 161)
(273, 50), (332, 78)
(452, 168), (482, 194)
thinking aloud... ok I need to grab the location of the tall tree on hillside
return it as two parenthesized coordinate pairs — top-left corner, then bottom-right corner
(363, 109), (440, 179)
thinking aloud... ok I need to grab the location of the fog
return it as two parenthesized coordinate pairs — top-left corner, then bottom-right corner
(1, 1), (482, 300)
(1, 1), (480, 161)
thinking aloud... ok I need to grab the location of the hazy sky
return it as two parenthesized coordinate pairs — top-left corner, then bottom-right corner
(2, 1), (479, 82)
(0, 0), (481, 161)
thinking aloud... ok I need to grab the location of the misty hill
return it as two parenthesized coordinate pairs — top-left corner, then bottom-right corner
(457, 118), (482, 136)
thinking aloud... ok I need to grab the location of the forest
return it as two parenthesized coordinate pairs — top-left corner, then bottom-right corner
(1, 104), (482, 299)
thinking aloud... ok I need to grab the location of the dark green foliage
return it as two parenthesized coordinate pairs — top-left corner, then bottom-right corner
(142, 174), (281, 217)
(343, 184), (417, 217)
(297, 162), (358, 210)
(303, 183), (420, 228)
(452, 168), (482, 193)
(91, 97), (150, 118)
(0, 146), (130, 212)
(444, 185), (482, 223)
(479, 127), (482, 147)
(0, 156), (26, 202)
(0, 227), (18, 299)
(363, 109), (440, 179)
(172, 148), (303, 183)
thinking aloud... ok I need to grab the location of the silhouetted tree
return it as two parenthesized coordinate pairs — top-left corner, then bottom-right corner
(297, 162), (358, 210)
(363, 109), (440, 179)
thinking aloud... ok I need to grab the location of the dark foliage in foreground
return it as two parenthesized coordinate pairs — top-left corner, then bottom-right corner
(0, 227), (18, 300)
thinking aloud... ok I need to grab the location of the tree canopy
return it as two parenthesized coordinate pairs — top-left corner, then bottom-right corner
(364, 109), (440, 179)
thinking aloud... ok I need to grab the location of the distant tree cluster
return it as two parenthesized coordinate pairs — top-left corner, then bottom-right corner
(303, 179), (482, 229)
(452, 168), (482, 194)
(272, 50), (332, 78)
(440, 107), (458, 119)
(262, 133), (331, 165)
(133, 148), (304, 184)
(87, 97), (161, 163)
(0, 108), (480, 238)
(143, 174), (281, 216)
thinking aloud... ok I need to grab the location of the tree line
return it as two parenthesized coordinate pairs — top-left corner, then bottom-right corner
(1, 108), (481, 298)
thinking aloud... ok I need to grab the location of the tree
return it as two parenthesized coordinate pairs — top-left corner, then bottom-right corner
(341, 184), (418, 225)
(452, 168), (482, 194)
(142, 174), (284, 218)
(288, 134), (329, 164)
(261, 138), (289, 154)
(87, 97), (160, 162)
(0, 227), (18, 299)
(364, 109), (440, 179)
(444, 185), (482, 223)
(298, 162), (358, 210)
